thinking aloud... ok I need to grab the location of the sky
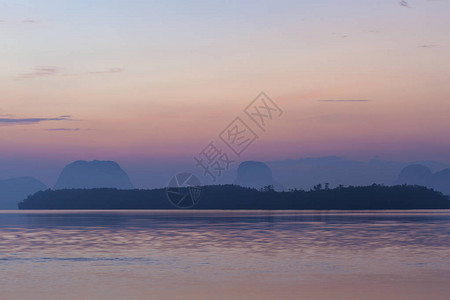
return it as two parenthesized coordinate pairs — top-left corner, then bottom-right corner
(1, 0), (449, 186)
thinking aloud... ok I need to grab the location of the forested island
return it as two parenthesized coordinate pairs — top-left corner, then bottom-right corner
(18, 184), (450, 210)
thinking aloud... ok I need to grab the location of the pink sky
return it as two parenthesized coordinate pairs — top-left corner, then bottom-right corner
(1, 0), (450, 167)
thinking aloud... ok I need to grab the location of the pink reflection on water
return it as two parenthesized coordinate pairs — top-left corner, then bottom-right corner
(0, 210), (449, 300)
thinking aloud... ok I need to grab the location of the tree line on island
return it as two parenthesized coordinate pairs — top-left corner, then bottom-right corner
(18, 184), (450, 210)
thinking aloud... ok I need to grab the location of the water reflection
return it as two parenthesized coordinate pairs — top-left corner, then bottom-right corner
(0, 210), (449, 300)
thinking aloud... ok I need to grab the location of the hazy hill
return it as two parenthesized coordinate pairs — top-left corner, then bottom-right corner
(395, 165), (450, 195)
(54, 160), (133, 190)
(233, 161), (284, 191)
(267, 156), (449, 190)
(396, 165), (433, 185)
(0, 177), (47, 209)
(431, 169), (450, 195)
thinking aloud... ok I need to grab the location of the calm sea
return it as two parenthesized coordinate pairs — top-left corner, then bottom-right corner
(1, 210), (449, 300)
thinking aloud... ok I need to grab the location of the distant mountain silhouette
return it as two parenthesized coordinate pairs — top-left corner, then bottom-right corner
(267, 156), (449, 190)
(431, 169), (450, 195)
(233, 161), (284, 191)
(0, 177), (47, 209)
(54, 160), (133, 190)
(395, 165), (450, 195)
(396, 164), (433, 185)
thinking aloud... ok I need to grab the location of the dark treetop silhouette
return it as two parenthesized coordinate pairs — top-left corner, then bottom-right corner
(18, 184), (450, 210)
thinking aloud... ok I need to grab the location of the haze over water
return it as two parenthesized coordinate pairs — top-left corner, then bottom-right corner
(1, 210), (449, 300)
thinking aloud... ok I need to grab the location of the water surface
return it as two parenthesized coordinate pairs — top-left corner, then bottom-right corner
(1, 210), (449, 300)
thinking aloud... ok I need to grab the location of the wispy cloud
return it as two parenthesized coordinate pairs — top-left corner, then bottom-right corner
(0, 108), (13, 117)
(22, 19), (40, 24)
(15, 66), (60, 80)
(0, 115), (72, 125)
(0, 19), (43, 24)
(312, 113), (376, 122)
(331, 32), (350, 38)
(16, 66), (124, 80)
(317, 99), (372, 103)
(43, 128), (80, 132)
(399, 1), (411, 8)
(88, 68), (123, 75)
